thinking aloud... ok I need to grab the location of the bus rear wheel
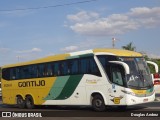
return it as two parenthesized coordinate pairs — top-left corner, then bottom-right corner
(92, 94), (106, 112)
(17, 96), (25, 109)
(25, 96), (35, 109)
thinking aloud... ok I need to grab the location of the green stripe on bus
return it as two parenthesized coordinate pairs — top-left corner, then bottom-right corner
(66, 56), (79, 59)
(44, 76), (70, 100)
(66, 53), (93, 60)
(55, 75), (83, 100)
(146, 87), (154, 93)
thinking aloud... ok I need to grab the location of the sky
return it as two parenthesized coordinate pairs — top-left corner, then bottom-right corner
(0, 0), (160, 65)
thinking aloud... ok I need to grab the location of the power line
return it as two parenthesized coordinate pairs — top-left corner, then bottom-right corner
(0, 0), (98, 12)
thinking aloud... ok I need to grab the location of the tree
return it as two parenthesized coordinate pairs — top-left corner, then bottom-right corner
(149, 59), (160, 73)
(122, 42), (136, 51)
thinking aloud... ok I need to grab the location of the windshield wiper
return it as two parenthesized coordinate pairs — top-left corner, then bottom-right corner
(138, 70), (153, 88)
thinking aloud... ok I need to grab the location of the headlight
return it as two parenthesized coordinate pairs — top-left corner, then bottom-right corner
(121, 90), (136, 96)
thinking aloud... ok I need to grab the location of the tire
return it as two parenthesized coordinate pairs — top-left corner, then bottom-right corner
(25, 96), (35, 109)
(17, 96), (25, 109)
(92, 94), (106, 112)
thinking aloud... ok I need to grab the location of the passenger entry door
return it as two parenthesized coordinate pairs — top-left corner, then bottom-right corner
(108, 64), (126, 105)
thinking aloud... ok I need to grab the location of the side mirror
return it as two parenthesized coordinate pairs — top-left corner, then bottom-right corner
(109, 61), (130, 74)
(146, 61), (159, 73)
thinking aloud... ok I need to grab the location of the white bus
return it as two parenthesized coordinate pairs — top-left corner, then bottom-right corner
(1, 48), (155, 111)
(147, 61), (160, 100)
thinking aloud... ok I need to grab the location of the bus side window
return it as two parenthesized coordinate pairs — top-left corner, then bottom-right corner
(38, 64), (45, 77)
(20, 67), (24, 79)
(22, 66), (28, 79)
(97, 55), (118, 80)
(43, 64), (47, 77)
(2, 68), (10, 80)
(31, 65), (38, 78)
(79, 58), (88, 74)
(60, 61), (68, 76)
(46, 63), (53, 76)
(69, 59), (79, 75)
(89, 57), (101, 76)
(111, 65), (124, 86)
(10, 68), (16, 80)
(54, 62), (60, 76)
(98, 56), (106, 69)
(79, 57), (101, 76)
(16, 67), (21, 79)
(26, 65), (36, 78)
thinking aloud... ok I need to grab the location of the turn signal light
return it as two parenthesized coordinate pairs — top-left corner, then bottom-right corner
(154, 73), (160, 78)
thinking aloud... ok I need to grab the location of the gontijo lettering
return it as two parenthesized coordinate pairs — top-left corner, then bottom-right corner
(18, 80), (45, 87)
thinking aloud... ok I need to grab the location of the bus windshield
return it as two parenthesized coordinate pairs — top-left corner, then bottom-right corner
(119, 57), (153, 89)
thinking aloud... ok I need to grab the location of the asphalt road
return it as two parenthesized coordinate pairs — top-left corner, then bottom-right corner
(0, 102), (160, 111)
(0, 99), (160, 119)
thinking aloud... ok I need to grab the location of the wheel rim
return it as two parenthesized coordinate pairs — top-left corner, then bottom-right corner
(95, 99), (102, 108)
(27, 99), (32, 106)
(17, 98), (23, 104)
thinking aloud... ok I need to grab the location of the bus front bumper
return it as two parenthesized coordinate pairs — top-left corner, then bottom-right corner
(126, 93), (155, 105)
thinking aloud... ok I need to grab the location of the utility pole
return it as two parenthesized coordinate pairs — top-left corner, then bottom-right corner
(112, 37), (116, 48)
(16, 56), (20, 62)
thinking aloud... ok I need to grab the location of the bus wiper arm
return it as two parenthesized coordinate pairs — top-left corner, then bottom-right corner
(138, 70), (152, 88)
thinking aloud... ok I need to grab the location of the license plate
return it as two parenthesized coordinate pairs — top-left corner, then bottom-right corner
(143, 98), (148, 102)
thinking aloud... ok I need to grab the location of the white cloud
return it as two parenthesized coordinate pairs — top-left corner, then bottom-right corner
(0, 47), (10, 53)
(129, 7), (160, 18)
(128, 7), (160, 28)
(13, 48), (43, 63)
(67, 7), (160, 36)
(70, 18), (139, 36)
(60, 38), (109, 53)
(61, 46), (78, 52)
(31, 48), (42, 52)
(15, 47), (42, 54)
(147, 53), (160, 59)
(67, 11), (99, 23)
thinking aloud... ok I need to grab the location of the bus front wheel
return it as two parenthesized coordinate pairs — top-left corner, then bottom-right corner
(25, 96), (35, 109)
(17, 96), (25, 109)
(92, 94), (106, 112)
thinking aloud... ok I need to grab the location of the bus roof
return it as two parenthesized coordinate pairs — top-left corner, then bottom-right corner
(2, 48), (142, 68)
(93, 48), (142, 57)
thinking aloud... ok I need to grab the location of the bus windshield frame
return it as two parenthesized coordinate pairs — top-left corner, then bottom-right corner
(97, 55), (153, 90)
(119, 57), (153, 90)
